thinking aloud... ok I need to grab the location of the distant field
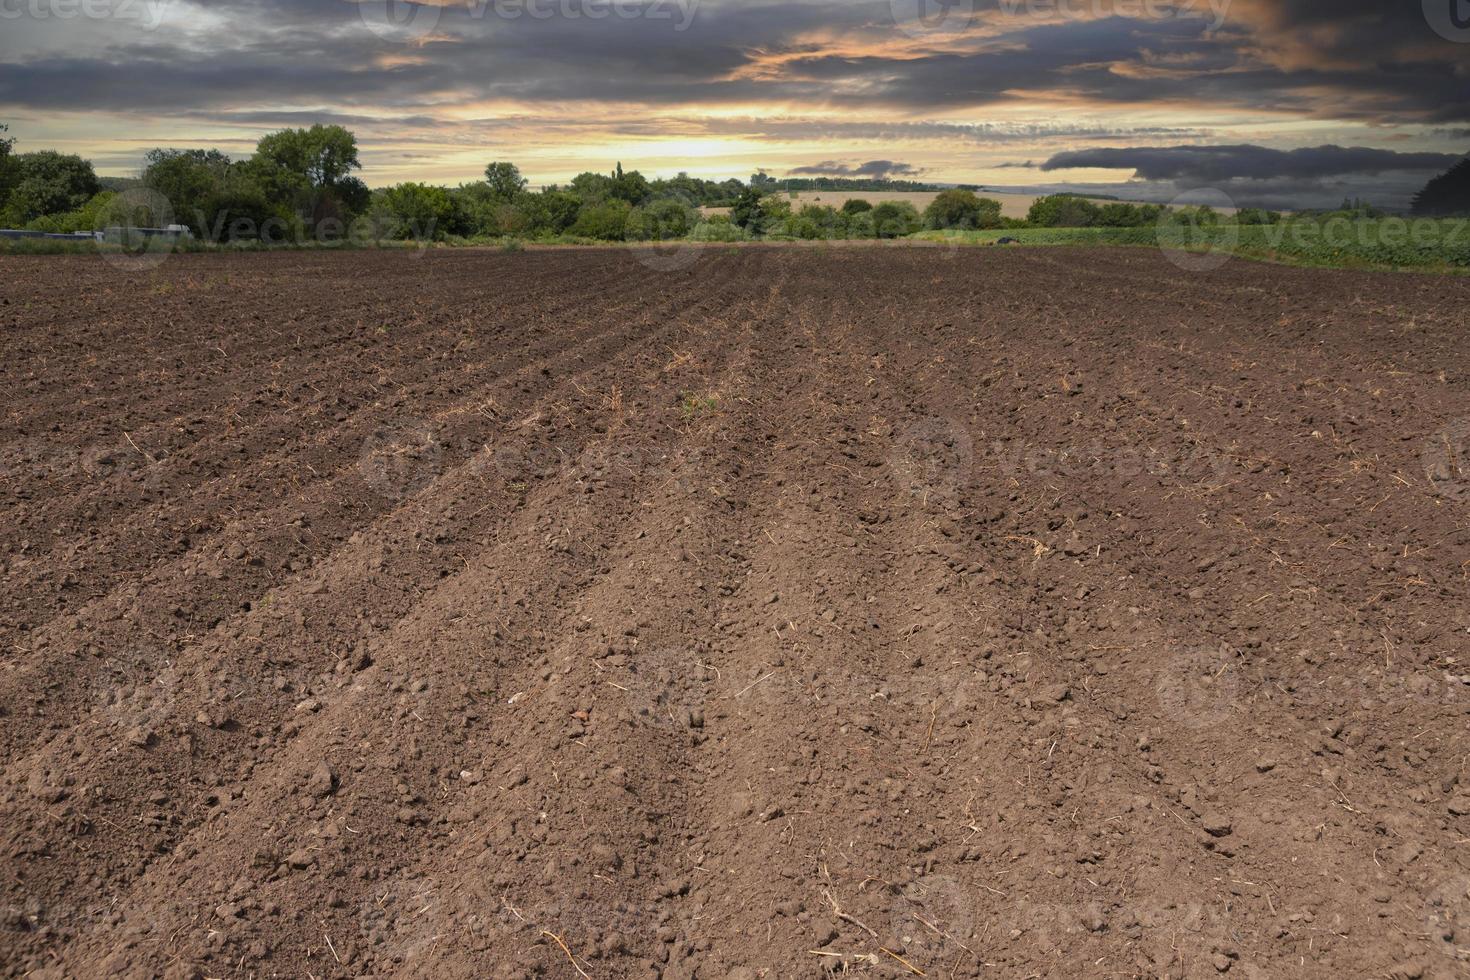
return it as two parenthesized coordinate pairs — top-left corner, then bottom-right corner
(702, 189), (1158, 219)
(914, 216), (1470, 270)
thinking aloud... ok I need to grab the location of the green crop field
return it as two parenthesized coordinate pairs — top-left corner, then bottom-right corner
(913, 217), (1470, 272)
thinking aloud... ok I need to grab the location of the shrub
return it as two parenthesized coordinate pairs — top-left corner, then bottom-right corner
(627, 197), (698, 240)
(1234, 207), (1282, 225)
(841, 199), (873, 215)
(1093, 202), (1165, 227)
(1027, 194), (1101, 228)
(871, 201), (922, 238)
(924, 189), (1002, 231)
(845, 210), (877, 238)
(570, 199), (632, 240)
(1411, 158), (1470, 217)
(689, 215), (750, 243)
(792, 204), (843, 240)
(376, 183), (458, 240)
(730, 187), (764, 232)
(22, 190), (117, 233)
(757, 195), (793, 235)
(3, 150), (101, 225)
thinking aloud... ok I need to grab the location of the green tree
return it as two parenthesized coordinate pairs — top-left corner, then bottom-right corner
(23, 190), (118, 234)
(143, 148), (230, 210)
(840, 198), (873, 215)
(569, 198), (632, 240)
(924, 189), (1002, 230)
(540, 189), (582, 233)
(1096, 202), (1154, 227)
(1233, 207), (1281, 226)
(568, 171), (614, 203)
(0, 123), (14, 214)
(484, 161), (528, 202)
(253, 125), (360, 190)
(845, 209), (877, 238)
(1411, 158), (1470, 217)
(1027, 194), (1101, 228)
(2, 150), (100, 224)
(871, 201), (921, 238)
(376, 183), (457, 240)
(758, 195), (793, 235)
(627, 197), (697, 240)
(730, 187), (764, 232)
(247, 125), (363, 234)
(610, 163), (650, 205)
(141, 148), (281, 241)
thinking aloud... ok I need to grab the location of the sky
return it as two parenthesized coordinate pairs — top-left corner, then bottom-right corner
(1, 0), (1468, 209)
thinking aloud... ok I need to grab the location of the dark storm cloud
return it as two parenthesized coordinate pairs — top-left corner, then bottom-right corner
(1040, 144), (1464, 181)
(1004, 173), (1438, 211)
(788, 159), (922, 178)
(696, 118), (1210, 144)
(0, 0), (1466, 120)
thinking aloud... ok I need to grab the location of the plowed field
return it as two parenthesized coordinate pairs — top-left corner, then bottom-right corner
(3, 245), (1469, 978)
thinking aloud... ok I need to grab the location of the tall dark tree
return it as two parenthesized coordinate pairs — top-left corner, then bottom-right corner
(142, 147), (278, 240)
(484, 161), (527, 201)
(244, 125), (363, 235)
(609, 164), (650, 205)
(2, 150), (100, 224)
(0, 123), (14, 212)
(730, 187), (765, 232)
(1411, 158), (1470, 217)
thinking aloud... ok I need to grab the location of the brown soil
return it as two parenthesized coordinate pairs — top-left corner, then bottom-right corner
(2, 245), (1469, 979)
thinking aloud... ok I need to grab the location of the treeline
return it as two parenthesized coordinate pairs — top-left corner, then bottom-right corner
(0, 124), (749, 243)
(0, 121), (1320, 248)
(749, 172), (954, 193)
